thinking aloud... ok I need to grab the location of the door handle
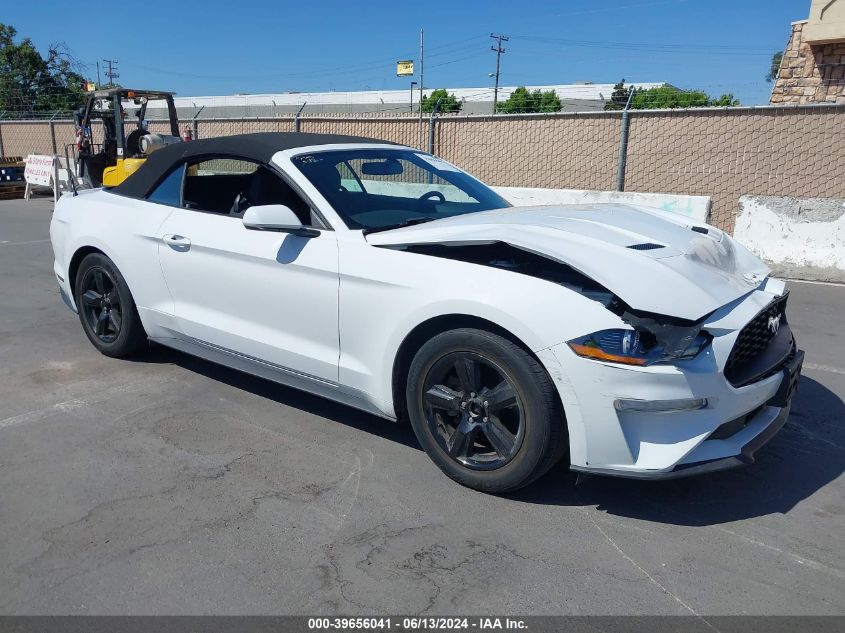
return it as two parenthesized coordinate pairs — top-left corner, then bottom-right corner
(163, 234), (191, 249)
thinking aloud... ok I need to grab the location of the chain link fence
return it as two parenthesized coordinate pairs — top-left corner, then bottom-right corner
(2, 104), (843, 233)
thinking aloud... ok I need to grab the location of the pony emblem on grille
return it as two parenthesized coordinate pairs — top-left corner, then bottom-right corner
(767, 314), (781, 335)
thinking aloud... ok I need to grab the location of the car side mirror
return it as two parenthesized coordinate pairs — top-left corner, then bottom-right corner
(242, 204), (319, 237)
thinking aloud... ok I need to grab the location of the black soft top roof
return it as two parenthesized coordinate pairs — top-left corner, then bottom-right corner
(113, 132), (396, 199)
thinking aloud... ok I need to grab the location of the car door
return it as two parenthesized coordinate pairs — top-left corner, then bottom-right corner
(157, 157), (340, 382)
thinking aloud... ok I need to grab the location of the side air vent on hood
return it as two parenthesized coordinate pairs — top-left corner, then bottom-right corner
(627, 243), (665, 251)
(691, 226), (709, 234)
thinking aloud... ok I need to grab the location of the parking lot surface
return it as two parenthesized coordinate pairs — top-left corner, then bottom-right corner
(0, 199), (843, 615)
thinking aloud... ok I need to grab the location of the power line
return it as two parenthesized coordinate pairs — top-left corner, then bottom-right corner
(509, 35), (774, 56)
(490, 33), (509, 115)
(117, 35), (490, 85)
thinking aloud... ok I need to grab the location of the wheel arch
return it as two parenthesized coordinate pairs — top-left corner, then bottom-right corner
(68, 245), (108, 293)
(390, 314), (567, 426)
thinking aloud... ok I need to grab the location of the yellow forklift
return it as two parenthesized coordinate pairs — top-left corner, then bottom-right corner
(72, 88), (181, 187)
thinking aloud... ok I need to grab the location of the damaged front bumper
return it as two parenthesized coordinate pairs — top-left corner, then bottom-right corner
(538, 285), (804, 481)
(570, 348), (804, 481)
(571, 392), (795, 480)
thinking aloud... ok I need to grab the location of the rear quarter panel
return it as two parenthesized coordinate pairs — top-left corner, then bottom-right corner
(51, 190), (177, 333)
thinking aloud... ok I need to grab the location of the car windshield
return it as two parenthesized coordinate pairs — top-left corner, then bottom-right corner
(291, 148), (510, 231)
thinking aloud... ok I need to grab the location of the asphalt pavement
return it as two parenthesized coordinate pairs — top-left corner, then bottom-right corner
(0, 198), (843, 615)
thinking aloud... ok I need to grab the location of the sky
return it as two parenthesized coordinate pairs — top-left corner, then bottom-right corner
(4, 0), (806, 106)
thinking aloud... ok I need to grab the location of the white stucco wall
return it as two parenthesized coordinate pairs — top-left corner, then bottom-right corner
(493, 187), (712, 224)
(341, 180), (712, 223)
(734, 196), (845, 282)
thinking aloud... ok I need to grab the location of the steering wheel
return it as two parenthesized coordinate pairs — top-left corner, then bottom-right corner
(232, 192), (251, 215)
(418, 191), (446, 203)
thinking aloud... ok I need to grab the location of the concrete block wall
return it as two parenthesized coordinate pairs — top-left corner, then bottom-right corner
(621, 106), (845, 232)
(4, 104), (845, 236)
(436, 113), (622, 192)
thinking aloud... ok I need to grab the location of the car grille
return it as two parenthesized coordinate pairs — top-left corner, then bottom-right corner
(725, 294), (789, 386)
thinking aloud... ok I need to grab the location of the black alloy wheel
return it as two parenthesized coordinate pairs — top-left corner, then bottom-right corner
(79, 267), (123, 343)
(74, 252), (148, 358)
(406, 328), (566, 493)
(423, 351), (525, 470)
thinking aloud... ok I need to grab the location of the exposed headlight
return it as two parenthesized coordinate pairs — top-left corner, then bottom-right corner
(567, 328), (711, 366)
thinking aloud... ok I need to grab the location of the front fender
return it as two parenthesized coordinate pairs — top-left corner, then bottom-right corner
(337, 241), (624, 418)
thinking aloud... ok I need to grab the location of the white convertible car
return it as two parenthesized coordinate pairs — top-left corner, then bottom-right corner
(50, 132), (803, 492)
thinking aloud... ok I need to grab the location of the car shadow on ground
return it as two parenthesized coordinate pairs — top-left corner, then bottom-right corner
(135, 345), (843, 526)
(136, 344), (422, 450)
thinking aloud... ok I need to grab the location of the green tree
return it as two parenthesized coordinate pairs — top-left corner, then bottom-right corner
(421, 89), (462, 113)
(497, 86), (561, 113)
(631, 86), (739, 109)
(767, 51), (784, 82)
(604, 79), (633, 110)
(0, 24), (86, 118)
(537, 89), (562, 112)
(708, 93), (741, 107)
(632, 86), (709, 108)
(604, 80), (739, 110)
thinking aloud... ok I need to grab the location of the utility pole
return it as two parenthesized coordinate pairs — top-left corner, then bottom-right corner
(490, 33), (508, 115)
(96, 61), (101, 87)
(103, 59), (119, 86)
(419, 28), (425, 123)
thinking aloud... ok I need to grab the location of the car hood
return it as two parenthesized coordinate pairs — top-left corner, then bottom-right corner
(366, 204), (770, 321)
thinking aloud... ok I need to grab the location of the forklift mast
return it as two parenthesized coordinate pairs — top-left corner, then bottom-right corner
(73, 89), (180, 187)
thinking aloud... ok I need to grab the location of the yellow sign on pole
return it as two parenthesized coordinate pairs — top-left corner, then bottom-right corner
(396, 60), (414, 77)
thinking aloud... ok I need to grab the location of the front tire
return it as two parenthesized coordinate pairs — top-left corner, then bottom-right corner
(74, 253), (148, 358)
(406, 328), (565, 493)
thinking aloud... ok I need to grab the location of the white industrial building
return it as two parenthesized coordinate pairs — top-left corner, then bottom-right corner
(146, 83), (666, 118)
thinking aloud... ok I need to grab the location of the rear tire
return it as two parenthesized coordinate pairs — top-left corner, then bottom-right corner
(406, 328), (565, 493)
(74, 253), (148, 358)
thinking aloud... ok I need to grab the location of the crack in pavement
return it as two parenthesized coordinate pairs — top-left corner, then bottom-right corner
(576, 507), (720, 631)
(320, 522), (539, 614)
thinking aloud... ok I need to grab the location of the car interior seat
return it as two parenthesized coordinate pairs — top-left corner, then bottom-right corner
(231, 167), (311, 224)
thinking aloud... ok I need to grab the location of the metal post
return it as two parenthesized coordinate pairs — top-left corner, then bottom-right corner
(410, 81), (417, 112)
(427, 97), (442, 154)
(191, 105), (204, 140)
(419, 29), (424, 124)
(615, 88), (635, 192)
(427, 98), (443, 178)
(0, 119), (5, 158)
(294, 102), (307, 133)
(52, 154), (61, 203)
(49, 113), (58, 154)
